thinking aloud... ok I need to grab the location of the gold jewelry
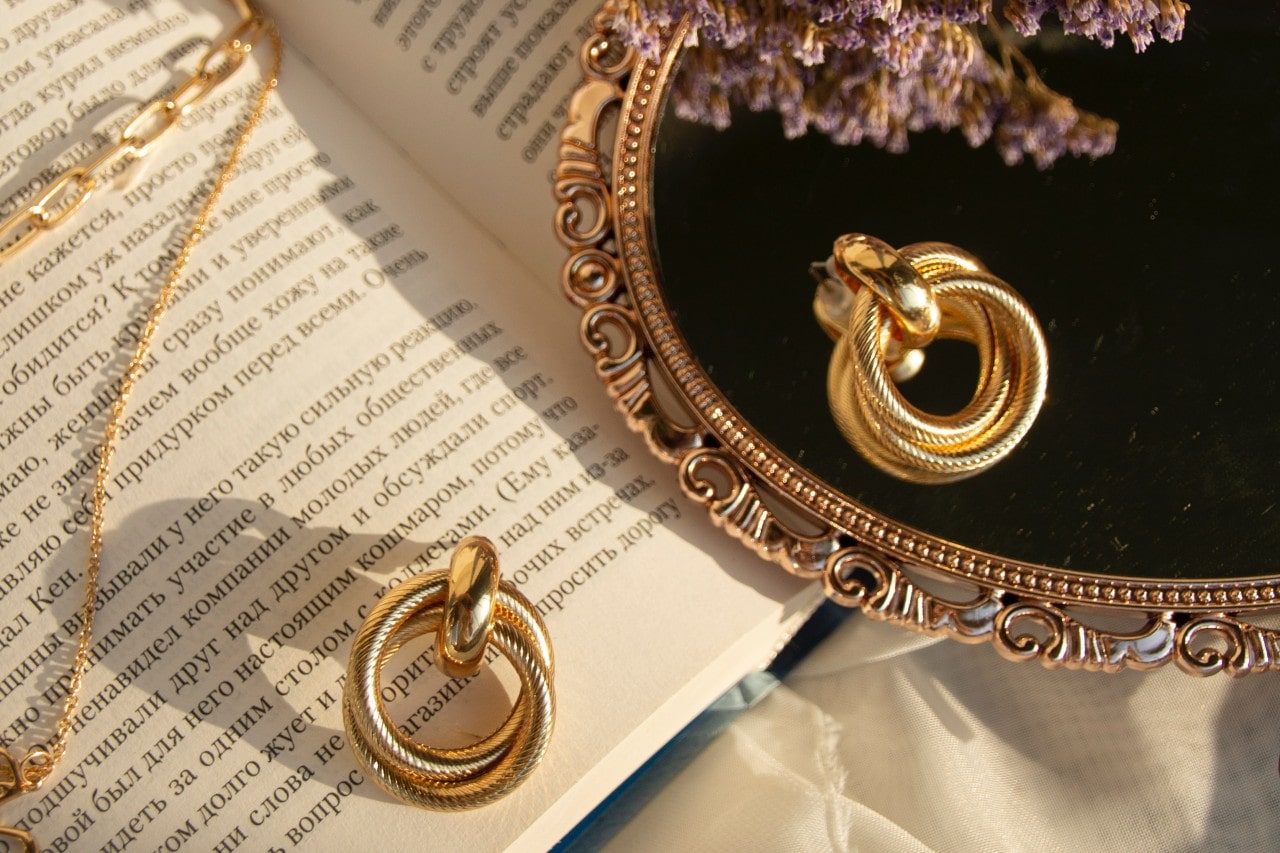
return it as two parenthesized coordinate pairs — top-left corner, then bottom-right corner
(0, 15), (272, 261)
(0, 6), (281, 847)
(813, 233), (1048, 484)
(344, 536), (556, 810)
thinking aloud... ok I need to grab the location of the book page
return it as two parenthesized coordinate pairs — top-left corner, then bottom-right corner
(0, 3), (814, 851)
(258, 0), (602, 289)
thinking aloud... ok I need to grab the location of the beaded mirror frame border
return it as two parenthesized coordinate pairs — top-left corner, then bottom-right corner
(553, 12), (1280, 677)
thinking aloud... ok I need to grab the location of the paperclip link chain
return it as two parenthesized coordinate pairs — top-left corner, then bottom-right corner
(0, 4), (281, 817)
(0, 15), (270, 263)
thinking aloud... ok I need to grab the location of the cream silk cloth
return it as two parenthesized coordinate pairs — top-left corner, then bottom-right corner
(605, 614), (1280, 851)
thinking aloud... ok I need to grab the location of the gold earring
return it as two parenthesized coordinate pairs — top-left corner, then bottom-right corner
(344, 536), (555, 810)
(813, 233), (1048, 484)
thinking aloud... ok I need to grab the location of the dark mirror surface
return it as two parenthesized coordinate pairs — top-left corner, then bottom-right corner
(652, 4), (1280, 580)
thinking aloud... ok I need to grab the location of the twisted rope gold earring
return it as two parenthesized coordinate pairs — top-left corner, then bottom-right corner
(344, 536), (555, 810)
(814, 234), (1048, 484)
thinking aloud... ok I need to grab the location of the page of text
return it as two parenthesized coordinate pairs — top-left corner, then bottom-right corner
(0, 4), (811, 851)
(260, 0), (601, 290)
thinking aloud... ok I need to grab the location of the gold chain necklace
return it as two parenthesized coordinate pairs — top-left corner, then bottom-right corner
(0, 6), (281, 848)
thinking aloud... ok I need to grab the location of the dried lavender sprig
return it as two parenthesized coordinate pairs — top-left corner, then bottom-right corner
(1004, 0), (1188, 50)
(617, 0), (1187, 60)
(614, 0), (1139, 167)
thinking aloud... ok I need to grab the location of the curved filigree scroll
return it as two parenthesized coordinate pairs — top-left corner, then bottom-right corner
(580, 301), (702, 462)
(680, 447), (838, 578)
(1175, 616), (1280, 677)
(554, 13), (1280, 675)
(824, 546), (1003, 643)
(554, 14), (633, 269)
(994, 601), (1176, 672)
(555, 11), (701, 464)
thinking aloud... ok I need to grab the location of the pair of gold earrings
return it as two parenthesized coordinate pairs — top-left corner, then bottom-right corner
(342, 234), (1044, 812)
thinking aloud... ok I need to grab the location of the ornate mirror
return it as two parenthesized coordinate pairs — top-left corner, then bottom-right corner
(555, 4), (1280, 676)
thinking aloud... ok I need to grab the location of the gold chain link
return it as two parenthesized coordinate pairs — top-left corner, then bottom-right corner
(0, 15), (271, 263)
(0, 2), (283, 821)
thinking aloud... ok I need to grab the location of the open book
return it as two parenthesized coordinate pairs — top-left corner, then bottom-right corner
(0, 1), (818, 849)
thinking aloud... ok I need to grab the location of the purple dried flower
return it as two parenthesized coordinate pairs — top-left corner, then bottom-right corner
(613, 0), (1184, 166)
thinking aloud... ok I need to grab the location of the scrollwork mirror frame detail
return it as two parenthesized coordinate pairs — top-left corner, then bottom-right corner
(553, 13), (1280, 677)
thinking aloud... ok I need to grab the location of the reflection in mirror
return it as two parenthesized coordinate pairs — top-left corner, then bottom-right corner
(651, 3), (1279, 580)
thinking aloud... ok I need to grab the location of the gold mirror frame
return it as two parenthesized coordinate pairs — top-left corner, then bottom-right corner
(553, 12), (1280, 677)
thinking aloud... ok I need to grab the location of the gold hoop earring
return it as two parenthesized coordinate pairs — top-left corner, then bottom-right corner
(813, 233), (1048, 484)
(344, 536), (555, 810)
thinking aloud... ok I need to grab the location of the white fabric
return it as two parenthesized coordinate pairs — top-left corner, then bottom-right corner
(605, 614), (1280, 851)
